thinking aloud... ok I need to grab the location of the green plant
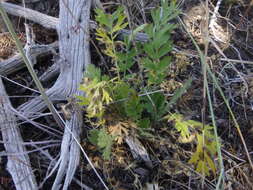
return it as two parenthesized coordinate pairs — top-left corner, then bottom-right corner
(77, 1), (219, 177)
(181, 9), (253, 186)
(142, 1), (179, 85)
(95, 6), (128, 78)
(77, 64), (113, 125)
(142, 92), (167, 123)
(78, 0), (180, 158)
(189, 133), (217, 176)
(89, 128), (114, 160)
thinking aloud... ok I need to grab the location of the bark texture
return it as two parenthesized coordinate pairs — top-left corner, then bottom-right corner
(0, 78), (38, 190)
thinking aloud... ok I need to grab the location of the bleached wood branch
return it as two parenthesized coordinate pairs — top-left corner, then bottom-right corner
(0, 42), (58, 75)
(31, 144), (92, 190)
(0, 78), (38, 190)
(1, 2), (148, 41)
(50, 0), (101, 189)
(1, 2), (58, 29)
(7, 0), (107, 189)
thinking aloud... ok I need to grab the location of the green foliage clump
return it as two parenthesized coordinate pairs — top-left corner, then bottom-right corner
(77, 64), (112, 125)
(142, 1), (179, 85)
(95, 7), (128, 77)
(77, 0), (219, 178)
(189, 133), (217, 176)
(95, 7), (128, 60)
(89, 128), (114, 160)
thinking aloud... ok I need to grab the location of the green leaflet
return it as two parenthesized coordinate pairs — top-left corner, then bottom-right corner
(89, 128), (114, 160)
(167, 78), (193, 109)
(142, 92), (167, 122)
(124, 92), (143, 121)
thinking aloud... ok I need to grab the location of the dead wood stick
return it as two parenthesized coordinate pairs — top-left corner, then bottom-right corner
(39, 62), (60, 83)
(0, 78), (38, 190)
(125, 136), (153, 168)
(1, 2), (58, 29)
(31, 143), (92, 190)
(0, 42), (58, 75)
(51, 0), (106, 189)
(1, 2), (148, 41)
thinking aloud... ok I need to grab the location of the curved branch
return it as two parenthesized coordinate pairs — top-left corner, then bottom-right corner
(0, 42), (58, 75)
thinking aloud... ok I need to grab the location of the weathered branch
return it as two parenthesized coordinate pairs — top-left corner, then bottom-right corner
(10, 0), (95, 188)
(1, 2), (58, 29)
(0, 42), (58, 75)
(31, 144), (92, 190)
(0, 78), (38, 190)
(51, 0), (92, 189)
(39, 62), (60, 83)
(1, 2), (148, 41)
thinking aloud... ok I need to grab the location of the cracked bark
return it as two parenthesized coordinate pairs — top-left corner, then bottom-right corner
(50, 1), (92, 188)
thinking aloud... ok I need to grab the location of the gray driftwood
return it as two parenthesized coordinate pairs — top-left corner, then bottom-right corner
(0, 42), (58, 75)
(1, 2), (58, 29)
(1, 2), (148, 41)
(0, 78), (38, 190)
(1, 0), (93, 189)
(50, 1), (92, 188)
